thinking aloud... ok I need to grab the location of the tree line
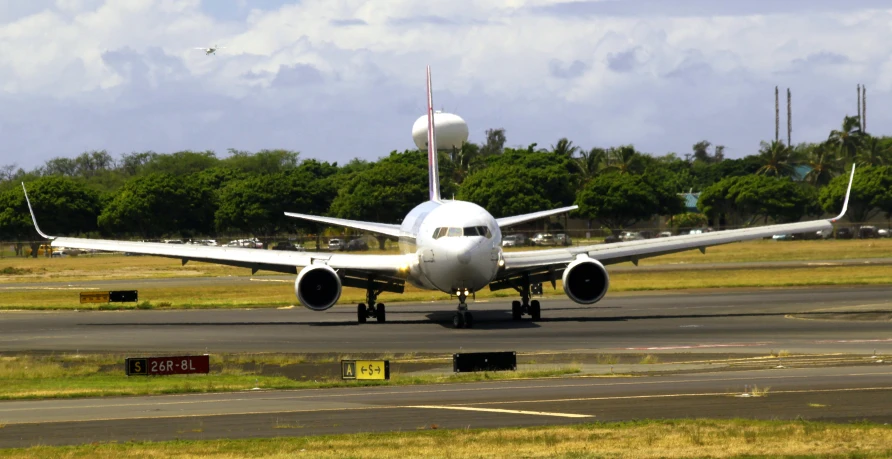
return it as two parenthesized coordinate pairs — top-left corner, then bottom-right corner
(1, 115), (891, 256)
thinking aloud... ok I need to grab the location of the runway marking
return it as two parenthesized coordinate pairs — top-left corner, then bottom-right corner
(3, 370), (892, 416)
(623, 343), (768, 350)
(407, 405), (593, 418)
(249, 279), (290, 283)
(815, 338), (892, 344)
(2, 386), (889, 426)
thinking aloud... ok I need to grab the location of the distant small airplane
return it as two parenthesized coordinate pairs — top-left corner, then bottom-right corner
(195, 45), (226, 55)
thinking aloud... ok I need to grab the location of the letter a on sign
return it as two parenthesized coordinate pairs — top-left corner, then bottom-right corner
(341, 361), (357, 380)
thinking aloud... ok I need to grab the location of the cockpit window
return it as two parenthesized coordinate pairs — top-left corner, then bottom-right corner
(433, 226), (492, 239)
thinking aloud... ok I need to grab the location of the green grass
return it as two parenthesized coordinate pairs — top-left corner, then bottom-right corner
(0, 353), (581, 400)
(1, 419), (890, 458)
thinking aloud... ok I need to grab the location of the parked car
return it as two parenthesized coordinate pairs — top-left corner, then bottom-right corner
(328, 238), (344, 251)
(271, 241), (302, 251)
(620, 231), (644, 241)
(658, 231), (673, 238)
(554, 233), (572, 246)
(879, 228), (890, 238)
(345, 238), (369, 251)
(859, 226), (877, 239)
(603, 235), (620, 244)
(501, 234), (526, 247)
(531, 233), (556, 246)
(772, 234), (792, 241)
(835, 227), (854, 239)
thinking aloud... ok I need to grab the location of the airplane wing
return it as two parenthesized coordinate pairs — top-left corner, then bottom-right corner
(284, 212), (402, 238)
(500, 166), (855, 273)
(496, 205), (578, 228)
(22, 186), (411, 276)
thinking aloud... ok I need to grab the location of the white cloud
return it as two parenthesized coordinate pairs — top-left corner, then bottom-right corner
(0, 0), (890, 169)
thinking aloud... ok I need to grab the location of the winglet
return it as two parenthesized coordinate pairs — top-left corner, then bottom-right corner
(426, 65), (441, 202)
(21, 183), (54, 240)
(830, 164), (856, 223)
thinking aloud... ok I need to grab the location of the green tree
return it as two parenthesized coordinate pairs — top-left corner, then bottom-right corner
(550, 138), (579, 157)
(755, 140), (798, 177)
(0, 177), (101, 257)
(222, 149), (300, 174)
(457, 165), (556, 218)
(604, 145), (644, 175)
(700, 175), (817, 225)
(669, 212), (708, 232)
(139, 151), (219, 176)
(98, 173), (215, 238)
(575, 173), (681, 232)
(803, 143), (841, 186)
(820, 165), (892, 224)
(479, 128), (506, 157)
(856, 137), (891, 167)
(828, 115), (866, 161)
(575, 147), (606, 184)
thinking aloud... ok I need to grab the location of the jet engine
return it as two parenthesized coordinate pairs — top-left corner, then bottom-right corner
(295, 265), (342, 311)
(562, 256), (609, 304)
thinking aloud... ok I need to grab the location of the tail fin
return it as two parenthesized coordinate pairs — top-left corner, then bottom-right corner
(426, 65), (441, 202)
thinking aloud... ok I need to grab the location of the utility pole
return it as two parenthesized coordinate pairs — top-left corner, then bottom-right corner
(775, 86), (779, 143)
(857, 84), (862, 129)
(862, 85), (867, 132)
(786, 88), (792, 147)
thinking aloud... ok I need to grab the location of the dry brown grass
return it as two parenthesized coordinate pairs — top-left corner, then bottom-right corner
(1, 419), (890, 458)
(3, 264), (891, 310)
(2, 239), (891, 284)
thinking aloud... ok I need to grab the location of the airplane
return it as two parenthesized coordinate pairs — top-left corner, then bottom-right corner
(195, 45), (225, 55)
(22, 66), (855, 329)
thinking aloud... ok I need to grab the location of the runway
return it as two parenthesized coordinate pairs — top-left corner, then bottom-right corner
(1, 286), (890, 354)
(1, 365), (890, 447)
(1, 286), (891, 447)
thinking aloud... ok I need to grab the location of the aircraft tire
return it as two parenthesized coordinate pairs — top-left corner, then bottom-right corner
(358, 303), (367, 323)
(376, 304), (386, 323)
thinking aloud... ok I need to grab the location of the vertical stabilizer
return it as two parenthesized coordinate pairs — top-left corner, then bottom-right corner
(426, 65), (441, 202)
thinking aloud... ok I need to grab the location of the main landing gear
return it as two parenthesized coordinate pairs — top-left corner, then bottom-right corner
(510, 274), (541, 321)
(453, 291), (474, 329)
(357, 286), (386, 324)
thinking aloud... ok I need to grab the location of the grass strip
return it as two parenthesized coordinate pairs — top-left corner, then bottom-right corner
(2, 264), (891, 310)
(0, 354), (582, 401)
(0, 419), (890, 458)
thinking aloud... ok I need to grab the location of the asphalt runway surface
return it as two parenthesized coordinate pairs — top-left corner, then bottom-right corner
(1, 366), (890, 448)
(1, 286), (890, 354)
(1, 286), (892, 447)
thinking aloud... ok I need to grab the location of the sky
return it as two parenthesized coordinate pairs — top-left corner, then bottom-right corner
(1, 0), (890, 169)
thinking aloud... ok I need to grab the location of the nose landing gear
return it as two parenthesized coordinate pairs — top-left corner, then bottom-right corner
(453, 290), (473, 329)
(357, 286), (386, 324)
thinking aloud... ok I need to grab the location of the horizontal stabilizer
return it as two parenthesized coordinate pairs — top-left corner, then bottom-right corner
(496, 205), (578, 228)
(284, 212), (402, 237)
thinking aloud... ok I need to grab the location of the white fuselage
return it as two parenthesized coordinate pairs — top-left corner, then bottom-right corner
(398, 200), (502, 294)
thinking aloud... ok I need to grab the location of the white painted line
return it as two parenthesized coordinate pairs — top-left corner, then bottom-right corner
(624, 343), (768, 350)
(408, 405), (593, 418)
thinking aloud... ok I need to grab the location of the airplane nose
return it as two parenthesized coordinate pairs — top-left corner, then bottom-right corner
(456, 241), (477, 264)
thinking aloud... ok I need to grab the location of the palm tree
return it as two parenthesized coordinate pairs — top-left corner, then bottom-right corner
(803, 143), (841, 186)
(453, 142), (480, 183)
(856, 136), (891, 167)
(755, 140), (797, 177)
(575, 147), (606, 183)
(605, 145), (640, 174)
(828, 115), (865, 161)
(551, 138), (579, 157)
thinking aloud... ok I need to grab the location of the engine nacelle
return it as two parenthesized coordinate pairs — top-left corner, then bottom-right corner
(562, 256), (610, 304)
(295, 265), (342, 311)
